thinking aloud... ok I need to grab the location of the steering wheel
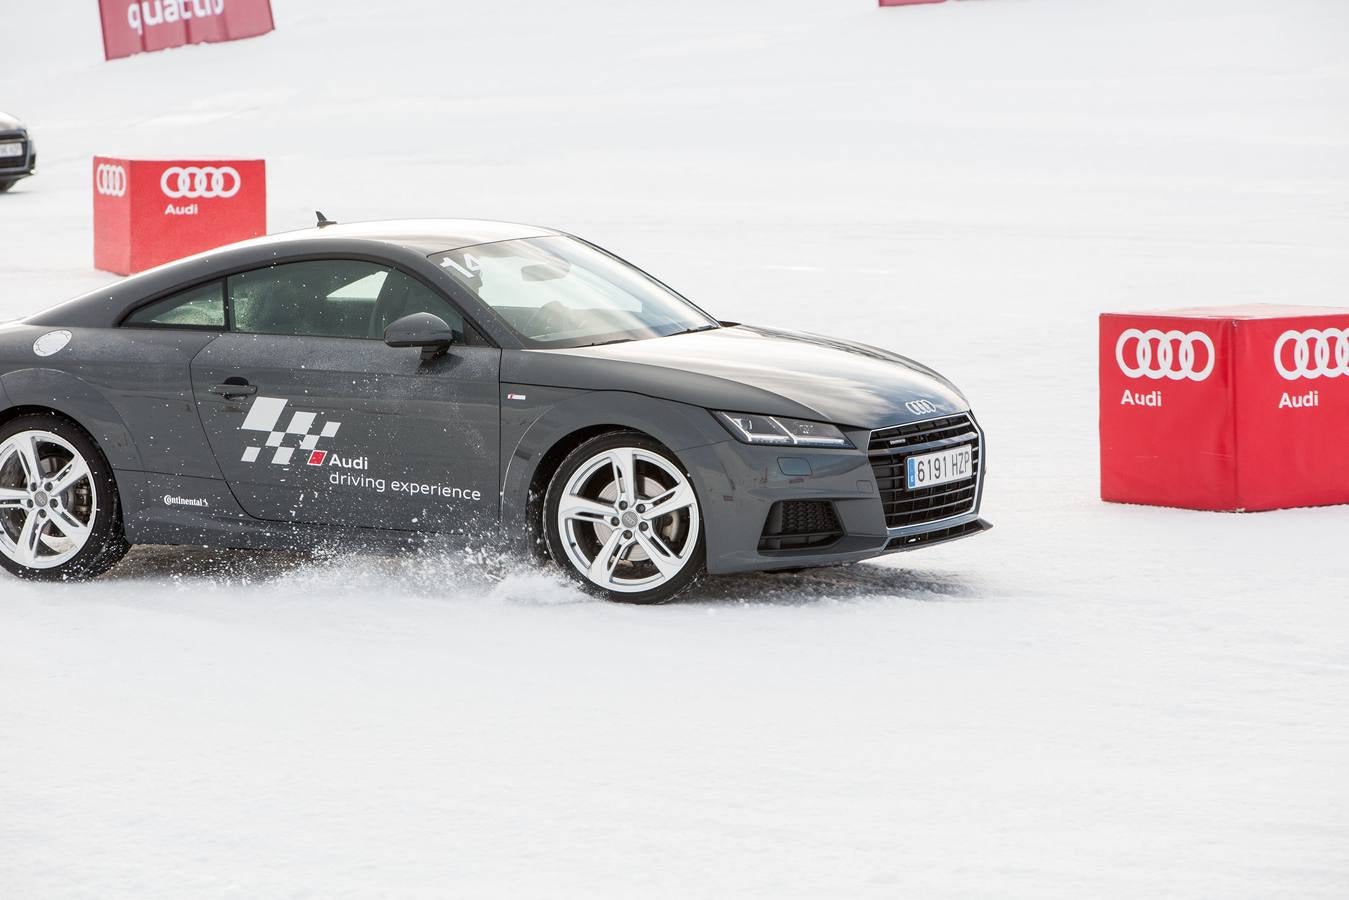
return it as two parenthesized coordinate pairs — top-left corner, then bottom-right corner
(519, 300), (577, 340)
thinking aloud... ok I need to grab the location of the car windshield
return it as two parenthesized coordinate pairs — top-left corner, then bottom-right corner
(429, 236), (717, 348)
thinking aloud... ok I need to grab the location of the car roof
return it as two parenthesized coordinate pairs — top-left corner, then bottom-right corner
(204, 218), (560, 256)
(24, 218), (562, 330)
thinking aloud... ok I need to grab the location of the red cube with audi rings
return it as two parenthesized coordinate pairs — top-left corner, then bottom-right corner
(93, 156), (266, 275)
(1100, 306), (1349, 512)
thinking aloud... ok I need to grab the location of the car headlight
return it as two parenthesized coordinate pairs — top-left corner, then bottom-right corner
(713, 411), (853, 448)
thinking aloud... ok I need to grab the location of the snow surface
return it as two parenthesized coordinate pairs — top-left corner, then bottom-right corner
(2, 0), (1348, 897)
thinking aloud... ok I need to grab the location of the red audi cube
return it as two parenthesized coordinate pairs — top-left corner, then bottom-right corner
(93, 156), (267, 275)
(1100, 306), (1349, 512)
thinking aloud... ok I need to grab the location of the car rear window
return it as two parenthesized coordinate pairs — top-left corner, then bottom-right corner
(123, 281), (226, 330)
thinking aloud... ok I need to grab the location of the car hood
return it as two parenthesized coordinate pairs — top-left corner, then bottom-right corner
(0, 112), (23, 131)
(504, 325), (970, 430)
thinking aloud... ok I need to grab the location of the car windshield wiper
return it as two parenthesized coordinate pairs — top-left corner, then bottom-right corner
(671, 323), (721, 337)
(584, 323), (720, 348)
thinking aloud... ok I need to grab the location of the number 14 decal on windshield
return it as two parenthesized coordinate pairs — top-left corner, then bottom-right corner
(440, 253), (482, 281)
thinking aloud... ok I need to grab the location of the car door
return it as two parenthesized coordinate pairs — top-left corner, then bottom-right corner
(190, 257), (501, 534)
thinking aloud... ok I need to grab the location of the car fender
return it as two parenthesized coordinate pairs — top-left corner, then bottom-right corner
(500, 389), (729, 535)
(0, 367), (144, 471)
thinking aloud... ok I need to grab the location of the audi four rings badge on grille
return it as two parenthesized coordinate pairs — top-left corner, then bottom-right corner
(1115, 328), (1216, 382)
(1274, 328), (1349, 380)
(160, 166), (242, 199)
(95, 163), (127, 197)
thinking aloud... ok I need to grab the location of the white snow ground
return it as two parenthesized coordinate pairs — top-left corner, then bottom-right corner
(2, 0), (1348, 897)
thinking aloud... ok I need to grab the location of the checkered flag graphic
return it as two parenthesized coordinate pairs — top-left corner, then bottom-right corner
(239, 397), (342, 465)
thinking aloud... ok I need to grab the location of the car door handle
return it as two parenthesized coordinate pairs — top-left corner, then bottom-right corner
(209, 382), (258, 399)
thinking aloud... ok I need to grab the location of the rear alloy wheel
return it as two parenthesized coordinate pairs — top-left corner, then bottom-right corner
(0, 416), (128, 581)
(545, 432), (704, 604)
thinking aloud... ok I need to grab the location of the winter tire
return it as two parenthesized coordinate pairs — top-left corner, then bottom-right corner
(544, 431), (705, 604)
(0, 414), (129, 581)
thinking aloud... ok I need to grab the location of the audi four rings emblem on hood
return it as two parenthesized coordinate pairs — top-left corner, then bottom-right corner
(161, 166), (241, 199)
(96, 163), (127, 197)
(905, 399), (938, 415)
(1274, 328), (1349, 380)
(1115, 329), (1215, 382)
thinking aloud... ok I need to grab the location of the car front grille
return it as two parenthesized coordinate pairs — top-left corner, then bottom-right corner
(758, 500), (843, 552)
(0, 135), (27, 169)
(869, 413), (981, 529)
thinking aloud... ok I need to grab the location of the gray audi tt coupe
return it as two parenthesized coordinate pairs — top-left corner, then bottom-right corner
(0, 219), (988, 602)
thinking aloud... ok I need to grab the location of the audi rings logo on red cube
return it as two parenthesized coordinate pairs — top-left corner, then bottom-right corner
(1114, 328), (1216, 383)
(1100, 306), (1349, 512)
(93, 156), (266, 275)
(1275, 328), (1349, 381)
(161, 165), (243, 200)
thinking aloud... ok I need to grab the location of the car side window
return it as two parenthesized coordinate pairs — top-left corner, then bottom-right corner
(228, 259), (475, 342)
(124, 281), (225, 330)
(230, 260), (386, 339)
(372, 269), (470, 340)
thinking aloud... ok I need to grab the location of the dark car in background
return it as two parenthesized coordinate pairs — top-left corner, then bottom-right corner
(0, 112), (36, 193)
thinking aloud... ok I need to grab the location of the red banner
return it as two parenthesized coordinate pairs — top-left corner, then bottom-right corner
(99, 0), (275, 61)
(93, 157), (267, 274)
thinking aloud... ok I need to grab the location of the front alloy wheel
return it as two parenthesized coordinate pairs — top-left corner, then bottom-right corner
(544, 432), (704, 603)
(0, 415), (128, 581)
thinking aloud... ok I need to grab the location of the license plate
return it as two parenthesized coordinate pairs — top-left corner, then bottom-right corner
(0, 143), (22, 159)
(907, 444), (974, 490)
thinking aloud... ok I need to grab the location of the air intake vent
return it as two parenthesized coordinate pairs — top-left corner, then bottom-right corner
(884, 519), (989, 552)
(758, 500), (843, 552)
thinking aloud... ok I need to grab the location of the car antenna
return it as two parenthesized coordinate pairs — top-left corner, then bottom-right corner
(315, 210), (337, 228)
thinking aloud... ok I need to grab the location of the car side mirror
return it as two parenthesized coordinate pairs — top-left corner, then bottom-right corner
(384, 312), (455, 361)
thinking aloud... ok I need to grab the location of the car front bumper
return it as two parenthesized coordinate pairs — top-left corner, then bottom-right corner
(0, 132), (36, 179)
(683, 414), (990, 575)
